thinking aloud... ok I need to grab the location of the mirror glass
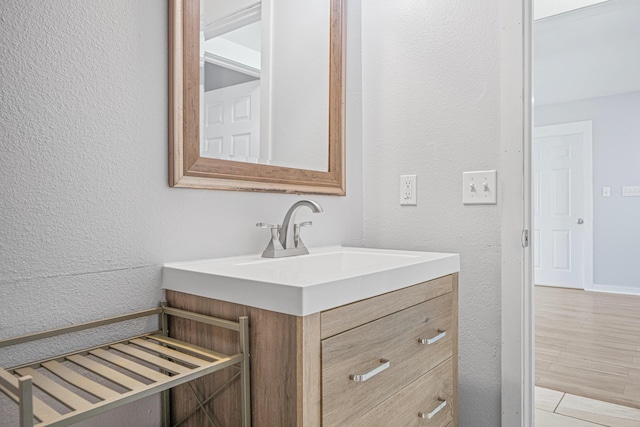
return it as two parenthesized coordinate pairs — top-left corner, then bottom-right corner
(200, 0), (330, 172)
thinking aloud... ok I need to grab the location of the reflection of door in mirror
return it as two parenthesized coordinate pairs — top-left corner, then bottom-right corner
(202, 80), (261, 163)
(200, 1), (262, 163)
(199, 0), (330, 172)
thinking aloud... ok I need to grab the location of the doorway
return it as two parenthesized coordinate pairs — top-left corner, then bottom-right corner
(530, 0), (640, 425)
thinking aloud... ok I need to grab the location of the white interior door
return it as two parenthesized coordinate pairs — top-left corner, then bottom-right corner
(533, 121), (593, 289)
(201, 80), (261, 163)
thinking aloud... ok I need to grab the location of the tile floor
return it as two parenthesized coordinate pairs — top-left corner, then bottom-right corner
(536, 386), (640, 426)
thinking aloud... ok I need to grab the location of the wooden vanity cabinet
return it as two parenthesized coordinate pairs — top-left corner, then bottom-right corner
(166, 273), (458, 427)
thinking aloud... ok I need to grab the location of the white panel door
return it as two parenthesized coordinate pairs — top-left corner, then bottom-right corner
(201, 80), (261, 163)
(533, 121), (592, 289)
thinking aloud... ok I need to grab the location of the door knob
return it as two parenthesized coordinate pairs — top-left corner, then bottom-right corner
(577, 218), (584, 224)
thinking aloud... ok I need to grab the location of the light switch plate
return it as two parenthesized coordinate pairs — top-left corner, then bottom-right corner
(622, 186), (640, 197)
(602, 187), (611, 198)
(463, 170), (497, 205)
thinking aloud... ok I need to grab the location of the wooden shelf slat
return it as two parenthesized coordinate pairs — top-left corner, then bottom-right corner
(0, 369), (20, 397)
(66, 355), (145, 391)
(148, 334), (226, 361)
(29, 353), (243, 427)
(0, 373), (60, 423)
(110, 343), (191, 375)
(131, 338), (210, 367)
(15, 367), (91, 411)
(89, 349), (169, 382)
(41, 361), (121, 401)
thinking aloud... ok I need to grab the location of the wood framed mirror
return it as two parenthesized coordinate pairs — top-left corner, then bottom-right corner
(169, 0), (346, 195)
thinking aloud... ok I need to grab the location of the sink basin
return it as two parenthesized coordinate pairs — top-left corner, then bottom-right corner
(229, 250), (424, 276)
(163, 246), (460, 316)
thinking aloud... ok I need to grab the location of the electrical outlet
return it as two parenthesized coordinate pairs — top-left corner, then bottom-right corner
(400, 175), (417, 206)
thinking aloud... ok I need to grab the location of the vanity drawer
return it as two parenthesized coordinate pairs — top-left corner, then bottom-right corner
(322, 292), (453, 426)
(351, 358), (454, 427)
(321, 275), (453, 339)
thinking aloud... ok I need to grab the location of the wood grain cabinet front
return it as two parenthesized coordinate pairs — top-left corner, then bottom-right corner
(166, 272), (458, 427)
(322, 293), (453, 426)
(350, 358), (455, 427)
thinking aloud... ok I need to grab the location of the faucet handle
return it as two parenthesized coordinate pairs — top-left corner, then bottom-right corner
(257, 223), (284, 254)
(293, 221), (314, 250)
(256, 222), (281, 243)
(256, 222), (279, 230)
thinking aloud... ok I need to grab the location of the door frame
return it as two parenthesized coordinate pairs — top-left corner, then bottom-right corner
(532, 121), (594, 290)
(500, 0), (534, 425)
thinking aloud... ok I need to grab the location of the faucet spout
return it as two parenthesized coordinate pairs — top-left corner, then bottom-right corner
(279, 200), (323, 250)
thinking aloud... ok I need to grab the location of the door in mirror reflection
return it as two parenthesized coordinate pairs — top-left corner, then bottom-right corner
(201, 2), (262, 163)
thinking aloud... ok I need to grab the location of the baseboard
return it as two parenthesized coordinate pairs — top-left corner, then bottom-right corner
(591, 283), (640, 296)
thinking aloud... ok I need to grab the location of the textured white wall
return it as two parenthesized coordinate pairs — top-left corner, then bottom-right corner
(361, 1), (502, 425)
(0, 0), (362, 424)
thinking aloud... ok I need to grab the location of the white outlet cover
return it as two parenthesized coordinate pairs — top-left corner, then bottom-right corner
(400, 175), (417, 206)
(463, 170), (497, 205)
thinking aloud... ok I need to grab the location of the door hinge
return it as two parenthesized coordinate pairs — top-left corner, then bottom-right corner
(522, 229), (529, 248)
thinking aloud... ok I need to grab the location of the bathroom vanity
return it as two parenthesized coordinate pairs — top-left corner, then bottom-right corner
(163, 247), (459, 426)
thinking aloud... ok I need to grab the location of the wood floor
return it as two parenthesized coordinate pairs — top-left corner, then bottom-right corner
(535, 285), (640, 410)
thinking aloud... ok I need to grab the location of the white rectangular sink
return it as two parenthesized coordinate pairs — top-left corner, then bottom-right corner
(163, 246), (460, 316)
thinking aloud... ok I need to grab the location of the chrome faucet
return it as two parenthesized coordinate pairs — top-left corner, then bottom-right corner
(257, 200), (323, 258)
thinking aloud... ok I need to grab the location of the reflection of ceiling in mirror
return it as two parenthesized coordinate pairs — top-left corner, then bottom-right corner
(220, 21), (261, 51)
(202, 0), (258, 30)
(204, 21), (261, 71)
(204, 63), (259, 92)
(534, 0), (608, 20)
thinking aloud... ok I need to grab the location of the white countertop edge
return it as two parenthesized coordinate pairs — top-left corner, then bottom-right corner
(162, 268), (305, 315)
(301, 254), (460, 315)
(162, 247), (460, 316)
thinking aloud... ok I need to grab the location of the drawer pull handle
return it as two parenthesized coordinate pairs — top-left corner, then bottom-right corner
(419, 398), (447, 419)
(350, 358), (390, 382)
(418, 329), (446, 345)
